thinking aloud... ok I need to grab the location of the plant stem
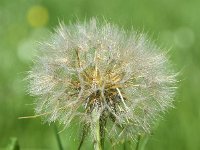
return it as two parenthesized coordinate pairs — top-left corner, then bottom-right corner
(91, 110), (102, 150)
(94, 118), (102, 150)
(54, 125), (64, 150)
(123, 141), (127, 150)
(78, 124), (88, 150)
(135, 135), (141, 150)
(140, 135), (149, 150)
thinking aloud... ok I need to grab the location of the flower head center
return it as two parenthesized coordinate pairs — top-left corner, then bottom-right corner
(79, 63), (126, 113)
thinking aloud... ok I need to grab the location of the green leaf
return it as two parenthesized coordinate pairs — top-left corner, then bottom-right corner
(6, 137), (20, 150)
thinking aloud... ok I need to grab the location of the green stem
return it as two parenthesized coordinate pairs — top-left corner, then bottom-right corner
(78, 124), (88, 150)
(140, 135), (149, 150)
(123, 141), (127, 150)
(54, 125), (64, 150)
(91, 110), (102, 150)
(94, 118), (102, 150)
(135, 135), (141, 150)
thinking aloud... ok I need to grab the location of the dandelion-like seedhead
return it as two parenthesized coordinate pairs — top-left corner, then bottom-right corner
(27, 19), (176, 146)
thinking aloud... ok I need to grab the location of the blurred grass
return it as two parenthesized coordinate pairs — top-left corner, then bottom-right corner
(0, 0), (200, 149)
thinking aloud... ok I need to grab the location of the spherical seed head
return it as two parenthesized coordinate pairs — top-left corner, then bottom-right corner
(27, 18), (177, 142)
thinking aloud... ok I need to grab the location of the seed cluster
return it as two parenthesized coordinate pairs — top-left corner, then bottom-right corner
(27, 19), (177, 147)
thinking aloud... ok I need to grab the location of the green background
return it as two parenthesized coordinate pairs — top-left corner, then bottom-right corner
(0, 0), (199, 149)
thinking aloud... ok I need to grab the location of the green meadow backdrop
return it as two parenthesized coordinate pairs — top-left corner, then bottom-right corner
(0, 0), (200, 149)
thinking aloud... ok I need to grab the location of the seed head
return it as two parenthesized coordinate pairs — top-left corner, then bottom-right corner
(27, 18), (177, 144)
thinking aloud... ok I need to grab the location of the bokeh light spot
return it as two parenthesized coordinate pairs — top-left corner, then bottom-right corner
(17, 39), (36, 62)
(27, 5), (49, 27)
(17, 28), (49, 62)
